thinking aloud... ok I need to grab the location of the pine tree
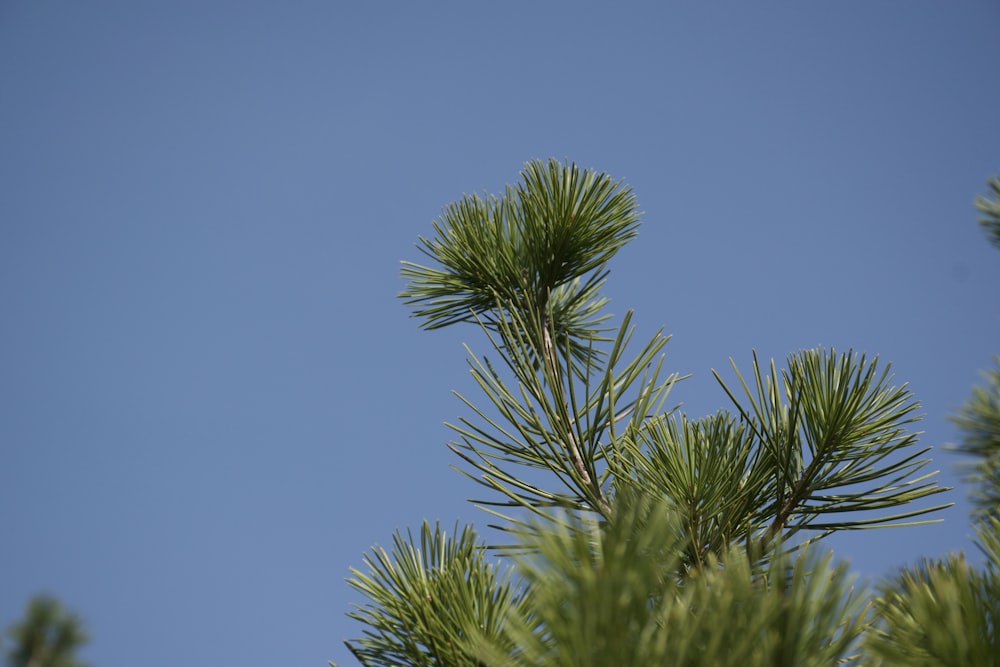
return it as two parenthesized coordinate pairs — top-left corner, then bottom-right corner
(335, 160), (986, 666)
(5, 596), (89, 667)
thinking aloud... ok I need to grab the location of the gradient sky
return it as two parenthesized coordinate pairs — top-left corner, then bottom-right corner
(2, 3), (999, 666)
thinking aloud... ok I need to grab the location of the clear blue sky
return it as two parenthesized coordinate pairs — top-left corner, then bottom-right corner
(1, 3), (998, 666)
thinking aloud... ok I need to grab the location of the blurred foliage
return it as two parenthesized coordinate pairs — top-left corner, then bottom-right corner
(975, 175), (1000, 251)
(951, 358), (1000, 520)
(4, 596), (89, 667)
(863, 519), (1000, 666)
(477, 488), (868, 667)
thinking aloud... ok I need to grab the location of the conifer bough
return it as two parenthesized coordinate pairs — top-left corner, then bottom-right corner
(340, 159), (958, 667)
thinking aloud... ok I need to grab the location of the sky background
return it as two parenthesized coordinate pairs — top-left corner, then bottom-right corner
(1, 2), (999, 666)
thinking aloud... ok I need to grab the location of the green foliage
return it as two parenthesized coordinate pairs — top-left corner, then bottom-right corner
(614, 348), (949, 570)
(400, 158), (640, 332)
(975, 175), (1000, 251)
(951, 358), (1000, 519)
(343, 522), (527, 667)
(448, 306), (674, 526)
(863, 519), (1000, 666)
(723, 349), (946, 533)
(339, 159), (971, 666)
(400, 158), (641, 377)
(615, 410), (765, 569)
(477, 489), (868, 667)
(5, 596), (89, 667)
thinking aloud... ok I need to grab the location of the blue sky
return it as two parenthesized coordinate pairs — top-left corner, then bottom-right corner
(1, 3), (999, 666)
